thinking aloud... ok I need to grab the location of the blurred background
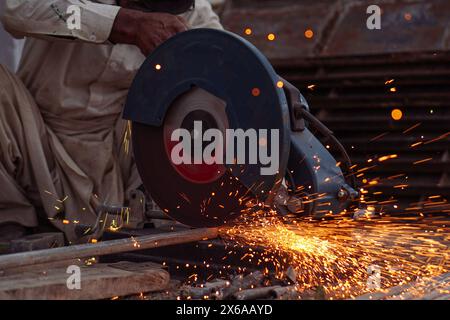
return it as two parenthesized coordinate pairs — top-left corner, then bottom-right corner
(1, 0), (449, 211)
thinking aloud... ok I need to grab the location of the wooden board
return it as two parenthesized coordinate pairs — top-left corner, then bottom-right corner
(0, 261), (169, 300)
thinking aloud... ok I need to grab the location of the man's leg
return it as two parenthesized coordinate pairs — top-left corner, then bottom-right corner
(0, 64), (56, 236)
(115, 119), (142, 201)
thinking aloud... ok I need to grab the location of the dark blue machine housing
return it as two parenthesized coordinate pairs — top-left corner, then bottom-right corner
(124, 29), (358, 224)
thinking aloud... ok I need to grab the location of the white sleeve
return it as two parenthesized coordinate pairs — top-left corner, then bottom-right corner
(1, 0), (120, 43)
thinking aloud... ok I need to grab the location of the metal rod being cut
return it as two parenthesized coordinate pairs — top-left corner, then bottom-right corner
(0, 228), (218, 271)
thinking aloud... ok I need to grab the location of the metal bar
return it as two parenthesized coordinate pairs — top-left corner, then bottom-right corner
(232, 286), (282, 300)
(0, 228), (218, 271)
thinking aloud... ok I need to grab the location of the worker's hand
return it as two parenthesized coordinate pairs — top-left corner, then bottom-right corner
(109, 8), (188, 56)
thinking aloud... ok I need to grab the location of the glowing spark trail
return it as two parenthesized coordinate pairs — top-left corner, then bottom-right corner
(220, 211), (449, 299)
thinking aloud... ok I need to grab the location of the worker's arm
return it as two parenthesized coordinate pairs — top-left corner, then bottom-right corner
(1, 0), (121, 43)
(1, 0), (187, 55)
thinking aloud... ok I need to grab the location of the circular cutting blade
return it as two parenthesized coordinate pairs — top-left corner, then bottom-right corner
(126, 29), (292, 227)
(163, 87), (228, 185)
(133, 88), (251, 227)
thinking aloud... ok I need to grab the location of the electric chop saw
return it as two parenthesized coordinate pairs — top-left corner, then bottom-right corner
(124, 29), (359, 227)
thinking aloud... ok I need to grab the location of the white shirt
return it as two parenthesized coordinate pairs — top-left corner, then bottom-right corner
(0, 0), (222, 239)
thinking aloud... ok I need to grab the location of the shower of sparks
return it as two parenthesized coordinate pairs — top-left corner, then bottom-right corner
(220, 209), (449, 299)
(413, 157), (433, 165)
(391, 109), (403, 120)
(122, 120), (132, 155)
(131, 236), (141, 248)
(403, 122), (421, 134)
(370, 132), (388, 142)
(304, 29), (314, 39)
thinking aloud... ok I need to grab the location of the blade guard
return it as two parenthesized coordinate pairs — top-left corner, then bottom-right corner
(124, 29), (291, 203)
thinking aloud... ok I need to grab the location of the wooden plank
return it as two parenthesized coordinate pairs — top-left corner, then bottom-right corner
(0, 262), (169, 300)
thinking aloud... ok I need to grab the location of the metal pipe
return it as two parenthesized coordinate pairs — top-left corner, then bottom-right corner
(232, 286), (282, 300)
(0, 228), (218, 270)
